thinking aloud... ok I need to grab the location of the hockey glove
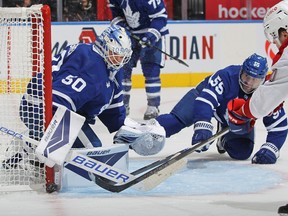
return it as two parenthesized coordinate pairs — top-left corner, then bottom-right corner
(252, 142), (279, 164)
(113, 118), (166, 156)
(141, 28), (161, 47)
(192, 121), (213, 153)
(110, 16), (129, 30)
(227, 99), (256, 135)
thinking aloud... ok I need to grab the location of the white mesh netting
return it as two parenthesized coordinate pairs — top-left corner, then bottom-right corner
(0, 5), (48, 191)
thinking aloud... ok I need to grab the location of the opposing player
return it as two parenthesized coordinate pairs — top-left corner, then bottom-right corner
(108, 0), (169, 120)
(2, 25), (166, 192)
(155, 53), (288, 164)
(228, 1), (288, 131)
(224, 2), (288, 214)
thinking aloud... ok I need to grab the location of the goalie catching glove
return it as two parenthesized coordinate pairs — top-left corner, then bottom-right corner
(113, 118), (166, 156)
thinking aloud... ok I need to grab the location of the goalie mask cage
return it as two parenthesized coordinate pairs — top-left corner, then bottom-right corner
(0, 5), (53, 191)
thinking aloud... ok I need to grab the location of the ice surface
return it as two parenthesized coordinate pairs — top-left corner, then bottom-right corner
(1, 87), (287, 216)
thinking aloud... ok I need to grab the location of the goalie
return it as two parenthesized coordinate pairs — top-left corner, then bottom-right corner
(2, 25), (166, 192)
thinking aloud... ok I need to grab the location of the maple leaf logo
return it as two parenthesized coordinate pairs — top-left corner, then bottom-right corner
(123, 0), (140, 28)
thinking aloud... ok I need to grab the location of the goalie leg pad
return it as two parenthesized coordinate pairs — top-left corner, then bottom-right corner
(66, 145), (131, 184)
(114, 118), (166, 156)
(36, 106), (85, 167)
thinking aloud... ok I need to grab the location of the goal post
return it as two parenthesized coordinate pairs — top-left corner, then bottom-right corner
(0, 5), (53, 191)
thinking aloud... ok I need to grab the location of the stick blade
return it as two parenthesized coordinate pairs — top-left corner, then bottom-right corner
(132, 158), (187, 191)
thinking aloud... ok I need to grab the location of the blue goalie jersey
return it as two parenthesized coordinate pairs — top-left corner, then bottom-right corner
(20, 43), (126, 136)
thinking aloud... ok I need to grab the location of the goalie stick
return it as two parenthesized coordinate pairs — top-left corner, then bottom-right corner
(0, 125), (229, 192)
(0, 125), (173, 190)
(0, 125), (184, 191)
(0, 125), (135, 184)
(95, 127), (229, 193)
(130, 33), (190, 68)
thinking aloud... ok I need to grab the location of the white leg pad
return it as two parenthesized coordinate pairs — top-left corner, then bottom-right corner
(36, 106), (85, 167)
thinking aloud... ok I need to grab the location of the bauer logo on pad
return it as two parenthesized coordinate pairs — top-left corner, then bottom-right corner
(36, 106), (85, 167)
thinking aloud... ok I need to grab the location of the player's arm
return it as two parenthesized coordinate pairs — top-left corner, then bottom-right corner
(227, 98), (256, 134)
(252, 107), (288, 164)
(107, 0), (127, 27)
(146, 0), (168, 32)
(227, 74), (274, 126)
(141, 0), (168, 46)
(97, 98), (126, 133)
(191, 73), (227, 152)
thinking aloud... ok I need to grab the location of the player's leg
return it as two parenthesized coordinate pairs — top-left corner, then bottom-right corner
(142, 63), (161, 120)
(2, 82), (45, 169)
(122, 65), (133, 116)
(217, 127), (254, 160)
(65, 123), (129, 183)
(72, 122), (102, 148)
(122, 41), (141, 116)
(1, 138), (34, 169)
(141, 37), (165, 120)
(156, 88), (201, 137)
(48, 121), (103, 191)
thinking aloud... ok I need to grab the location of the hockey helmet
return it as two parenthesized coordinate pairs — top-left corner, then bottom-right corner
(239, 53), (268, 94)
(95, 25), (132, 70)
(263, 1), (288, 45)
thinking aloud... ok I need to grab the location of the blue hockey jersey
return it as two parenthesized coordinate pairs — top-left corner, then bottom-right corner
(108, 0), (169, 36)
(193, 65), (288, 150)
(52, 43), (126, 133)
(21, 43), (126, 134)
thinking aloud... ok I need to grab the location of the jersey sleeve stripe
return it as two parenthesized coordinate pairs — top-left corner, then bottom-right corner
(195, 97), (214, 110)
(265, 115), (287, 130)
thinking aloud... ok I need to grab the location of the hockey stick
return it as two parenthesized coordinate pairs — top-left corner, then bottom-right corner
(95, 127), (229, 193)
(130, 33), (189, 68)
(0, 125), (178, 190)
(0, 126), (135, 184)
(1, 125), (229, 193)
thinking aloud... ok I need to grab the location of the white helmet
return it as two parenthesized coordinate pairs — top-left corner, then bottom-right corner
(263, 1), (288, 44)
(94, 25), (132, 70)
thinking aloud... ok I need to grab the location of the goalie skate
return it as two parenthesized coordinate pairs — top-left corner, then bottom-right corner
(46, 165), (63, 193)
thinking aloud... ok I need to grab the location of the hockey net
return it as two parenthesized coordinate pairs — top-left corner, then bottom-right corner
(0, 5), (53, 191)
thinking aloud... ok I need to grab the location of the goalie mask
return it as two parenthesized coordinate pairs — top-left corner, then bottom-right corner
(239, 53), (268, 94)
(263, 1), (288, 46)
(94, 25), (132, 70)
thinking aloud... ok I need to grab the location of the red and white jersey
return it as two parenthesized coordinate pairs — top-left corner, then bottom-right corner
(248, 39), (288, 118)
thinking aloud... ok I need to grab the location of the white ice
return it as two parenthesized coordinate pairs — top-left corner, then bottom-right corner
(1, 87), (288, 216)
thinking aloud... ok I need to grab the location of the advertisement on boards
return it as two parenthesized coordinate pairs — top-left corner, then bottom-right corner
(205, 0), (281, 20)
(51, 21), (276, 86)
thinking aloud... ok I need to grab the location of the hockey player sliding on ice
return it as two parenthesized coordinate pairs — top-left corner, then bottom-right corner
(108, 0), (169, 120)
(225, 2), (288, 215)
(154, 53), (287, 164)
(2, 25), (166, 192)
